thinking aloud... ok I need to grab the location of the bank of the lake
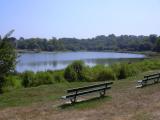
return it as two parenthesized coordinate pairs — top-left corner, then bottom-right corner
(3, 57), (160, 92)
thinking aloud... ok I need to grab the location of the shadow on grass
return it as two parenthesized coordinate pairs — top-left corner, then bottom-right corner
(59, 96), (111, 110)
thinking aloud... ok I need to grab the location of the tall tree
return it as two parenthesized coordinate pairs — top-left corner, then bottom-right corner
(0, 30), (17, 93)
(154, 37), (160, 52)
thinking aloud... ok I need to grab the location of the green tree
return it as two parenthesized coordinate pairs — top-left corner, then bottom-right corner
(154, 37), (160, 52)
(0, 30), (17, 93)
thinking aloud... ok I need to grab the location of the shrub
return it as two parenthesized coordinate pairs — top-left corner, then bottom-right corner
(88, 65), (106, 81)
(54, 74), (66, 83)
(21, 71), (35, 87)
(70, 60), (85, 80)
(97, 68), (116, 81)
(81, 66), (93, 82)
(64, 60), (86, 82)
(64, 65), (77, 82)
(33, 72), (53, 87)
(2, 75), (22, 92)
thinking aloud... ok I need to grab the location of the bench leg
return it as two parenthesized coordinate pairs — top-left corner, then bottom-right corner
(157, 77), (160, 83)
(154, 79), (158, 84)
(70, 96), (76, 103)
(100, 89), (106, 97)
(142, 81), (147, 87)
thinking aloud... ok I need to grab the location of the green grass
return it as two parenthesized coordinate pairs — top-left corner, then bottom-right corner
(0, 69), (160, 110)
(0, 82), (97, 109)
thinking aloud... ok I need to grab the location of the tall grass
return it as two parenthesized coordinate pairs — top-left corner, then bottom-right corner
(20, 70), (66, 87)
(3, 59), (160, 92)
(2, 76), (22, 92)
(85, 59), (160, 81)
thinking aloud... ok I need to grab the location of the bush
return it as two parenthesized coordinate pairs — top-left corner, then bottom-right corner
(2, 76), (22, 92)
(70, 60), (85, 80)
(97, 68), (116, 81)
(21, 71), (35, 87)
(81, 66), (93, 82)
(33, 72), (54, 87)
(64, 65), (77, 82)
(54, 74), (66, 83)
(64, 60), (86, 82)
(87, 65), (106, 81)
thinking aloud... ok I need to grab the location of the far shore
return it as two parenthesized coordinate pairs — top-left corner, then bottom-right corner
(16, 49), (159, 58)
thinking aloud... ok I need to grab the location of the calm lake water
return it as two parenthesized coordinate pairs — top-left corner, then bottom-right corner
(16, 52), (145, 72)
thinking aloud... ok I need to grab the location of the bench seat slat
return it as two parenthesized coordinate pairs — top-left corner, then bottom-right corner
(138, 76), (159, 83)
(67, 82), (113, 93)
(146, 76), (159, 80)
(62, 86), (111, 99)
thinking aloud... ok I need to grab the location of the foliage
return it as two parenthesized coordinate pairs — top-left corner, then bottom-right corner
(2, 76), (22, 92)
(0, 30), (17, 93)
(2, 58), (160, 92)
(70, 61), (86, 80)
(64, 61), (86, 82)
(96, 68), (116, 81)
(154, 38), (160, 52)
(21, 71), (35, 87)
(54, 74), (66, 83)
(64, 65), (78, 82)
(33, 71), (53, 87)
(21, 71), (55, 87)
(16, 34), (160, 52)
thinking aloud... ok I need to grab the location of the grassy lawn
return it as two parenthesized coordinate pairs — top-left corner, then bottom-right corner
(0, 70), (160, 120)
(0, 82), (101, 109)
(0, 69), (160, 109)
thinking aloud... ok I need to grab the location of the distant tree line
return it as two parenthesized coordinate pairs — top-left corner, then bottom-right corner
(12, 34), (160, 52)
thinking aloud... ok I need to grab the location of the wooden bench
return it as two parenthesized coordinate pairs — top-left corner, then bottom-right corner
(61, 82), (113, 103)
(136, 73), (160, 88)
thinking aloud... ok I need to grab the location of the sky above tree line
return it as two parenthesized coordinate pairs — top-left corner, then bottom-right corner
(0, 0), (160, 39)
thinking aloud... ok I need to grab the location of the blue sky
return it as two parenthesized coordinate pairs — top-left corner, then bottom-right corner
(0, 0), (160, 38)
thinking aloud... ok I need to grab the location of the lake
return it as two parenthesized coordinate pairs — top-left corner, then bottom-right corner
(16, 52), (145, 72)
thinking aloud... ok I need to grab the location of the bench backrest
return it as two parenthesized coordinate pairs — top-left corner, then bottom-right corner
(144, 73), (160, 79)
(67, 82), (113, 93)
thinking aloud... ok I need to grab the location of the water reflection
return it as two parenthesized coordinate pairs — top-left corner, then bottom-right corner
(16, 52), (145, 72)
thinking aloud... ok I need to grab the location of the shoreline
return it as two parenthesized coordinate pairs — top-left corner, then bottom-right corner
(16, 49), (159, 58)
